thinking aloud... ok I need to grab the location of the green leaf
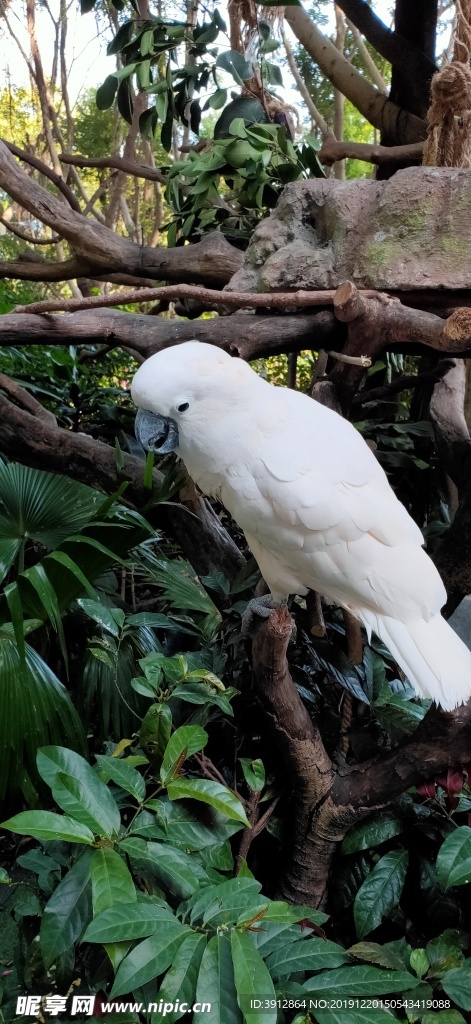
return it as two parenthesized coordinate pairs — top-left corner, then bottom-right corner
(110, 922), (191, 997)
(139, 703), (172, 769)
(160, 725), (208, 785)
(151, 933), (207, 1024)
(1, 811), (94, 844)
(96, 74), (118, 109)
(167, 778), (249, 826)
(196, 934), (242, 1024)
(354, 849), (408, 938)
(189, 878), (263, 926)
(436, 827), (471, 889)
(120, 838), (205, 899)
(37, 746), (121, 838)
(215, 50), (253, 85)
(266, 938), (349, 976)
(231, 930), (276, 1024)
(208, 89), (227, 110)
(442, 967), (471, 1010)
(77, 598), (122, 636)
(83, 901), (176, 942)
(342, 813), (403, 854)
(239, 758), (265, 793)
(40, 852), (92, 966)
(91, 849), (136, 916)
(303, 965), (421, 996)
(0, 637), (87, 807)
(107, 19), (134, 55)
(95, 754), (146, 803)
(345, 942), (408, 972)
(422, 1013), (466, 1024)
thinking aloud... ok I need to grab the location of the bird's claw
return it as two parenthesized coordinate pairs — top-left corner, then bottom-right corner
(241, 595), (297, 641)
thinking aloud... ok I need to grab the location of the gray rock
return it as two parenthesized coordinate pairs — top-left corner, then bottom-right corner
(227, 167), (471, 294)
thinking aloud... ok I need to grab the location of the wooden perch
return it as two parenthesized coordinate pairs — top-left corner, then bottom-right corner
(251, 607), (471, 908)
(330, 281), (471, 411)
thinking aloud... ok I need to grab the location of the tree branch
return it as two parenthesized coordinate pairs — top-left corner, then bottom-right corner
(317, 137), (424, 167)
(0, 140), (243, 287)
(284, 7), (427, 145)
(59, 152), (167, 185)
(0, 308), (343, 361)
(335, 0), (437, 84)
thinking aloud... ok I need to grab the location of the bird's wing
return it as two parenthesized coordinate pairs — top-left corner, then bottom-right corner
(225, 393), (445, 622)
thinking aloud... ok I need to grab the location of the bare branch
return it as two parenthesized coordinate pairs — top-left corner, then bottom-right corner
(0, 216), (60, 244)
(317, 137), (424, 167)
(59, 152), (167, 185)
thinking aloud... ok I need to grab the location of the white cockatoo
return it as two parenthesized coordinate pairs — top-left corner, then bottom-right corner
(132, 341), (471, 711)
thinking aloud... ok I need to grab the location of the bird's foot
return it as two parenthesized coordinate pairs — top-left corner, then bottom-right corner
(241, 595), (297, 641)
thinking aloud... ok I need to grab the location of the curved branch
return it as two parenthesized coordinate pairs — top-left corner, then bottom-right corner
(0, 216), (60, 244)
(0, 141), (242, 287)
(2, 139), (82, 213)
(285, 6), (427, 145)
(59, 152), (167, 185)
(317, 136), (424, 167)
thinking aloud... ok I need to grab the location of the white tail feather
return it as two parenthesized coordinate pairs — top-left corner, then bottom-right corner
(359, 611), (471, 711)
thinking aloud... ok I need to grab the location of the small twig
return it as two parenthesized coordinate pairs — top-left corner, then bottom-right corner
(235, 790), (261, 873)
(252, 794), (281, 838)
(306, 591), (326, 637)
(328, 350), (372, 367)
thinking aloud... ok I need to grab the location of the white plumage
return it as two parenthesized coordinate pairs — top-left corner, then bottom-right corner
(132, 341), (471, 711)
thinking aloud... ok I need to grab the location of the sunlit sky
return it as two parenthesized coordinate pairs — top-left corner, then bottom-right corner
(0, 1), (397, 109)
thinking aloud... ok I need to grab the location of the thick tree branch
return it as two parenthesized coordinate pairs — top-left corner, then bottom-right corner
(331, 282), (471, 411)
(285, 7), (427, 145)
(251, 607), (471, 908)
(3, 139), (82, 212)
(0, 308), (344, 361)
(317, 137), (424, 167)
(335, 0), (437, 85)
(0, 141), (242, 287)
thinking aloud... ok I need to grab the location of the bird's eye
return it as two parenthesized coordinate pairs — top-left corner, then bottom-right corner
(177, 401), (189, 412)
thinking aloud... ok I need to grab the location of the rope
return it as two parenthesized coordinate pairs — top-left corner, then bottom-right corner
(423, 0), (471, 168)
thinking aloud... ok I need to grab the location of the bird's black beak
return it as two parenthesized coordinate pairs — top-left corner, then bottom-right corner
(135, 410), (179, 454)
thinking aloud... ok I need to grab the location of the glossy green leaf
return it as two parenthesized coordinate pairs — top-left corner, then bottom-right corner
(189, 877), (263, 926)
(90, 848), (137, 967)
(83, 901), (176, 942)
(77, 598), (122, 636)
(95, 754), (146, 803)
(195, 934), (242, 1024)
(111, 922), (190, 997)
(40, 852), (92, 966)
(342, 813), (403, 854)
(303, 964), (421, 996)
(354, 850), (408, 938)
(167, 778), (249, 825)
(231, 930), (276, 1024)
(216, 49), (253, 85)
(436, 827), (471, 889)
(266, 937), (349, 976)
(2, 811), (94, 844)
(160, 725), (208, 784)
(120, 838), (205, 899)
(151, 933), (207, 1024)
(239, 758), (265, 793)
(37, 746), (121, 837)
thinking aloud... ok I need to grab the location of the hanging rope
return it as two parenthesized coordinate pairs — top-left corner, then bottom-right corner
(423, 0), (471, 167)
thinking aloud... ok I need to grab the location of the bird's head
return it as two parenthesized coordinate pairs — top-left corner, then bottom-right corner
(131, 340), (256, 456)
